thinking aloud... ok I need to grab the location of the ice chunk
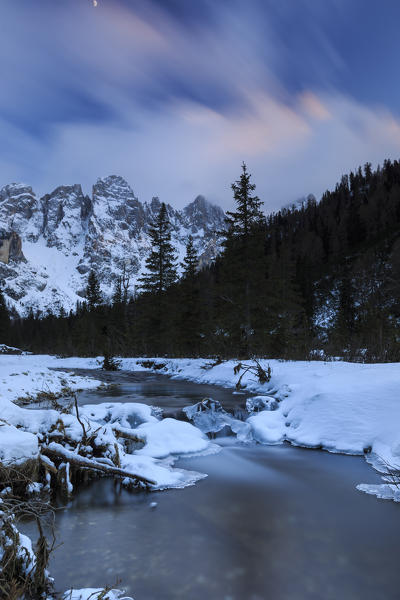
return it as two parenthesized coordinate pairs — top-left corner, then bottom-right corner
(183, 398), (228, 434)
(246, 395), (278, 413)
(183, 398), (252, 442)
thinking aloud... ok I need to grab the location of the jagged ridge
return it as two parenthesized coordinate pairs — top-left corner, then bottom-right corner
(0, 176), (225, 315)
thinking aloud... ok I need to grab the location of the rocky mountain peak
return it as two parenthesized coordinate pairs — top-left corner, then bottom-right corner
(183, 194), (225, 233)
(41, 184), (88, 251)
(91, 175), (144, 237)
(0, 175), (226, 315)
(0, 183), (41, 242)
(92, 175), (136, 205)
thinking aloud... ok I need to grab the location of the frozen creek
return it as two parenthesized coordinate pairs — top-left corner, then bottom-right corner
(23, 370), (400, 600)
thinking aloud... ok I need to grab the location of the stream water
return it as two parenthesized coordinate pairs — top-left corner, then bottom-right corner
(30, 371), (400, 599)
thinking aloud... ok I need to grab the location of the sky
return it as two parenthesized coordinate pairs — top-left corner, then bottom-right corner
(1, 0), (400, 212)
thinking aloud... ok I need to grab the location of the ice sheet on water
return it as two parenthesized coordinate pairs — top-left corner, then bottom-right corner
(183, 398), (251, 442)
(357, 483), (400, 502)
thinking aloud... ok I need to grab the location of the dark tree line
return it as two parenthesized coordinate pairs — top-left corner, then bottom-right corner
(2, 159), (400, 361)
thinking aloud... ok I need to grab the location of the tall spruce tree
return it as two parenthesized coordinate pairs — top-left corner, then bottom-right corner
(112, 277), (123, 306)
(137, 203), (177, 354)
(225, 162), (264, 239)
(179, 236), (201, 355)
(181, 235), (198, 279)
(221, 162), (265, 356)
(138, 203), (177, 294)
(86, 270), (102, 310)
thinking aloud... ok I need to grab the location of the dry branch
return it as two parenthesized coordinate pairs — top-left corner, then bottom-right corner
(40, 444), (155, 486)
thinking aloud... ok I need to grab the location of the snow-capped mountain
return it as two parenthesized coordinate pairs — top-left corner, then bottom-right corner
(0, 176), (225, 315)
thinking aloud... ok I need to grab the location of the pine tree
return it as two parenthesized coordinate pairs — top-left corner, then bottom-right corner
(136, 203), (177, 354)
(224, 162), (264, 239)
(178, 236), (201, 355)
(181, 235), (198, 279)
(138, 203), (177, 294)
(86, 270), (102, 310)
(221, 162), (265, 356)
(112, 277), (122, 306)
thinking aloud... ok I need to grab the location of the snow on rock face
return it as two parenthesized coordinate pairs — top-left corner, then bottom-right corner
(91, 176), (145, 236)
(78, 175), (146, 287)
(0, 183), (42, 242)
(183, 194), (225, 233)
(41, 184), (89, 251)
(0, 176), (225, 315)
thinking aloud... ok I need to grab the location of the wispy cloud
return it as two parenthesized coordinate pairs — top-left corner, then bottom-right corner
(1, 0), (400, 210)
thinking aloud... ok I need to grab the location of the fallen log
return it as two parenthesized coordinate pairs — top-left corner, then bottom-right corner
(111, 425), (145, 443)
(40, 442), (156, 487)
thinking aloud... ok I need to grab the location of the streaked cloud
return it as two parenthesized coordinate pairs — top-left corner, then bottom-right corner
(1, 0), (400, 211)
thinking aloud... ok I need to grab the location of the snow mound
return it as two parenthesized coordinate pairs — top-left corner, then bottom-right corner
(132, 418), (211, 459)
(0, 424), (39, 464)
(80, 402), (158, 429)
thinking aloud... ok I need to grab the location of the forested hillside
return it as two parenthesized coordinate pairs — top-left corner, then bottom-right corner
(3, 160), (400, 361)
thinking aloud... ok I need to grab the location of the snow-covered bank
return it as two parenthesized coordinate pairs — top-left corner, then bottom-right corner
(3, 353), (397, 500)
(0, 353), (213, 599)
(0, 353), (102, 405)
(113, 357), (400, 501)
(1, 353), (399, 598)
(0, 354), (212, 488)
(0, 354), (102, 466)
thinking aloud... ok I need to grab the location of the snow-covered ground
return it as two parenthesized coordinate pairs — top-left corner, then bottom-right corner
(116, 357), (400, 502)
(1, 353), (399, 496)
(0, 353), (213, 486)
(2, 353), (399, 498)
(0, 353), (214, 599)
(1, 353), (399, 598)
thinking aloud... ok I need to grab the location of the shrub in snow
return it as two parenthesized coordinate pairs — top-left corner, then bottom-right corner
(0, 497), (54, 600)
(102, 352), (121, 371)
(233, 360), (272, 389)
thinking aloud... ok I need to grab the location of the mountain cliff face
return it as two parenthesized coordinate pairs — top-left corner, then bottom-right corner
(0, 176), (225, 315)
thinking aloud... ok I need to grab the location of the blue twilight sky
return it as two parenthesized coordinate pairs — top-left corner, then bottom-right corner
(1, 0), (400, 211)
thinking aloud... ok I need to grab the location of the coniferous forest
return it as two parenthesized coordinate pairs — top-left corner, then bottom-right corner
(2, 160), (400, 362)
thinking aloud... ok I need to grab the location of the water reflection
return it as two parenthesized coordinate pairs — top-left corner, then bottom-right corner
(75, 369), (253, 415)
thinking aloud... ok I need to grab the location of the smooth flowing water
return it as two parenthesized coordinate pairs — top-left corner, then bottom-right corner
(37, 371), (400, 599)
